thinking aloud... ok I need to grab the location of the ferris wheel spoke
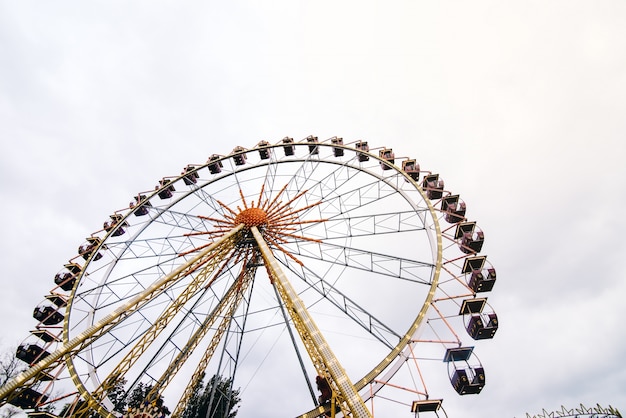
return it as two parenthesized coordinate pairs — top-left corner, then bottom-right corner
(263, 164), (431, 245)
(71, 255), (189, 316)
(149, 207), (214, 233)
(268, 157), (324, 201)
(83, 249), (250, 382)
(169, 260), (257, 418)
(85, 243), (241, 406)
(100, 195), (232, 264)
(190, 185), (227, 212)
(74, 226), (240, 311)
(270, 281), (319, 406)
(298, 210), (428, 241)
(105, 235), (200, 260)
(156, 190), (215, 214)
(152, 262), (256, 416)
(252, 154), (398, 225)
(87, 249), (256, 415)
(276, 257), (402, 350)
(260, 152), (280, 202)
(283, 164), (409, 221)
(279, 240), (435, 285)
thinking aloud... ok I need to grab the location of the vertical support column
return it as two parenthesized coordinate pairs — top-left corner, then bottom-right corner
(250, 226), (372, 418)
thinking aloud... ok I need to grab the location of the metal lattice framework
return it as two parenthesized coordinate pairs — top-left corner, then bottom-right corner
(1, 136), (501, 418)
(521, 404), (622, 418)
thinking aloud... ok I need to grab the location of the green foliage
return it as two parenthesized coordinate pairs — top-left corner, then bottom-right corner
(126, 382), (171, 416)
(58, 401), (94, 418)
(58, 379), (171, 417)
(58, 378), (127, 417)
(181, 374), (241, 418)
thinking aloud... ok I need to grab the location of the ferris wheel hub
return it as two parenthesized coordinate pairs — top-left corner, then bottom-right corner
(235, 207), (268, 227)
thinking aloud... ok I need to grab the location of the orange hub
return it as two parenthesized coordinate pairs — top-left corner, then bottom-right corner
(235, 207), (268, 227)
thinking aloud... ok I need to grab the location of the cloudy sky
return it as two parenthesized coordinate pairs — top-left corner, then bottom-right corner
(1, 1), (625, 417)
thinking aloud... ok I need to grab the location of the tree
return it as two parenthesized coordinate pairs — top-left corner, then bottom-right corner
(125, 382), (170, 416)
(58, 378), (128, 418)
(58, 379), (171, 418)
(0, 349), (25, 387)
(181, 375), (240, 418)
(0, 347), (26, 418)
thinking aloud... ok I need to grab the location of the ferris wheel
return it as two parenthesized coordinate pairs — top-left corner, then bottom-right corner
(1, 136), (499, 418)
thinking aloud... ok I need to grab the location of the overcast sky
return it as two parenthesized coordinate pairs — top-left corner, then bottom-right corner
(1, 1), (625, 417)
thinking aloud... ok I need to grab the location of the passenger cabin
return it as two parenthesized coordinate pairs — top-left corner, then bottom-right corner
(16, 344), (50, 365)
(402, 159), (420, 181)
(459, 298), (499, 340)
(207, 154), (223, 174)
(355, 141), (370, 162)
(466, 313), (498, 340)
(54, 263), (82, 291)
(443, 347), (485, 395)
(463, 230), (484, 254)
(441, 195), (466, 223)
(28, 411), (58, 418)
(422, 174), (445, 200)
(231, 146), (247, 166)
(78, 237), (103, 261)
(31, 329), (60, 343)
(469, 267), (496, 293)
(257, 141), (271, 160)
(306, 135), (319, 154)
(379, 148), (395, 170)
(54, 272), (75, 291)
(45, 294), (67, 308)
(104, 213), (127, 237)
(66, 262), (82, 275)
(411, 399), (443, 415)
(282, 137), (295, 156)
(157, 178), (175, 199)
(331, 137), (344, 156)
(315, 375), (332, 404)
(462, 256), (496, 293)
(451, 367), (485, 395)
(462, 256), (486, 275)
(455, 222), (484, 254)
(181, 165), (200, 185)
(33, 306), (64, 325)
(130, 195), (151, 216)
(459, 298), (487, 315)
(8, 387), (48, 409)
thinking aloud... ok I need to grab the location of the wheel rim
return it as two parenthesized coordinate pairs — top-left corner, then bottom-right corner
(63, 141), (443, 417)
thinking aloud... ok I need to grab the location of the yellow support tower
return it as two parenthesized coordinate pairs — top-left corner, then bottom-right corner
(251, 226), (372, 418)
